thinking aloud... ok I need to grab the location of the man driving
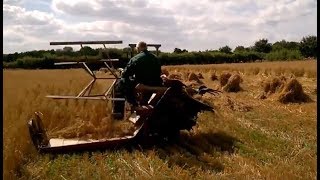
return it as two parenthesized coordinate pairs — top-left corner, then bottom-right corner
(113, 41), (162, 119)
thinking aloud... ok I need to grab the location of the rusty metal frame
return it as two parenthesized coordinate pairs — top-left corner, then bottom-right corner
(46, 41), (125, 102)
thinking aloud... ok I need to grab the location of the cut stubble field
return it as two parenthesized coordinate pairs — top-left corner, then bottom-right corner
(3, 60), (317, 179)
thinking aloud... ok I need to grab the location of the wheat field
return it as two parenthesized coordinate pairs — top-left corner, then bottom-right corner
(3, 60), (317, 179)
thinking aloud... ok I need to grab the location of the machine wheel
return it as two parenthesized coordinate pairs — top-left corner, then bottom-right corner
(28, 112), (49, 150)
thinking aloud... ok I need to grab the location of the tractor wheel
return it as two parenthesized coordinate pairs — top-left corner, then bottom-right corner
(28, 113), (49, 150)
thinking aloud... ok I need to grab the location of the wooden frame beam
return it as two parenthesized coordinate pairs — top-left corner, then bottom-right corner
(46, 61), (121, 101)
(50, 41), (123, 45)
(47, 40), (125, 101)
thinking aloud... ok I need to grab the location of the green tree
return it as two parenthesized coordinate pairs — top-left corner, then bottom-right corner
(5, 52), (20, 62)
(272, 40), (299, 51)
(234, 46), (246, 52)
(299, 35), (317, 57)
(79, 46), (98, 56)
(253, 39), (272, 53)
(63, 46), (73, 52)
(219, 45), (232, 54)
(122, 47), (132, 58)
(182, 49), (188, 53)
(174, 48), (183, 53)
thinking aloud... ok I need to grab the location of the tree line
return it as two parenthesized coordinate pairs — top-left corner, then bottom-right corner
(3, 35), (317, 69)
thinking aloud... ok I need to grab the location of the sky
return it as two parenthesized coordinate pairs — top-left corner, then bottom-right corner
(3, 0), (317, 54)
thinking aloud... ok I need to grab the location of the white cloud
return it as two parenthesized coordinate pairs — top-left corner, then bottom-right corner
(3, 0), (317, 54)
(4, 4), (56, 26)
(3, 0), (24, 5)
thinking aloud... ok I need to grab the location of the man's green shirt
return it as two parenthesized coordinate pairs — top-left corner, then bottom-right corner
(121, 50), (162, 86)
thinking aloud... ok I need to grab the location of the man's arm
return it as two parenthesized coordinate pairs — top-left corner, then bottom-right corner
(121, 58), (136, 80)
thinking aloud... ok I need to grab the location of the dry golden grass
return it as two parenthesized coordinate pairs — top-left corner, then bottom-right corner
(3, 69), (131, 178)
(219, 71), (232, 87)
(165, 60), (317, 78)
(221, 74), (242, 92)
(210, 72), (218, 81)
(3, 60), (317, 179)
(277, 78), (312, 103)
